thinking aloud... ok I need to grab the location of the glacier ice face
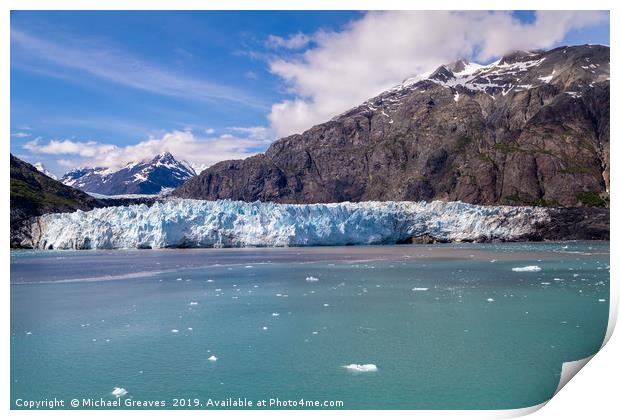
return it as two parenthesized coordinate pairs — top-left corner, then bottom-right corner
(29, 199), (550, 250)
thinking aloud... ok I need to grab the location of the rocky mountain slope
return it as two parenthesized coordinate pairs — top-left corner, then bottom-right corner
(61, 152), (196, 195)
(174, 45), (609, 208)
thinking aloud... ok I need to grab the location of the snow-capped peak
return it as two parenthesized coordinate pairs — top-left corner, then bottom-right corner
(60, 152), (197, 195)
(33, 162), (57, 180)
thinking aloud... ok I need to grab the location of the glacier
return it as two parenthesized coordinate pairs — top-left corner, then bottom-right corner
(29, 199), (551, 250)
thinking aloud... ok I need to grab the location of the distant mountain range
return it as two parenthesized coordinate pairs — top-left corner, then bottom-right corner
(174, 45), (609, 208)
(60, 152), (196, 195)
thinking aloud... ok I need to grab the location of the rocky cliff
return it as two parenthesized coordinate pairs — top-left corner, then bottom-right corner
(173, 45), (609, 208)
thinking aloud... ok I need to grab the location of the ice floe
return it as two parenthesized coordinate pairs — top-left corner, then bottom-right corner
(512, 265), (542, 272)
(112, 387), (127, 398)
(343, 363), (378, 372)
(208, 355), (218, 362)
(305, 276), (319, 282)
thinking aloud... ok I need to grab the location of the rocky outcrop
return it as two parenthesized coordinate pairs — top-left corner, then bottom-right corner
(174, 45), (609, 209)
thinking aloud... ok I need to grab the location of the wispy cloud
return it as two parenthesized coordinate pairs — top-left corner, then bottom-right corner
(11, 29), (268, 110)
(11, 132), (31, 138)
(266, 33), (312, 50)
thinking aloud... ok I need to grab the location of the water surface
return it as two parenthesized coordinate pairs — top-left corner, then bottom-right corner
(11, 242), (609, 409)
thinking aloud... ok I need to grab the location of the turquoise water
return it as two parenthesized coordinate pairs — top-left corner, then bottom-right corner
(11, 242), (609, 409)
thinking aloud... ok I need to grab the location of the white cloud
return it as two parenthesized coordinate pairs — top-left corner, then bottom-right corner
(266, 33), (312, 50)
(267, 11), (607, 137)
(57, 159), (81, 168)
(11, 132), (31, 138)
(24, 129), (273, 170)
(24, 139), (118, 158)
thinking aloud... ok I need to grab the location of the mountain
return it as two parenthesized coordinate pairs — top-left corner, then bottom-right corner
(61, 152), (196, 195)
(10, 154), (101, 247)
(33, 162), (57, 180)
(173, 45), (609, 208)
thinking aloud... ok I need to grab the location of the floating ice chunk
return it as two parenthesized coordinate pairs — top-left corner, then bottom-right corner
(411, 287), (429, 291)
(245, 265), (254, 268)
(187, 327), (193, 331)
(343, 364), (378, 372)
(112, 387), (127, 398)
(189, 301), (198, 306)
(262, 326), (268, 330)
(323, 303), (330, 307)
(512, 265), (541, 272)
(312, 331), (319, 335)
(208, 355), (218, 362)
(599, 299), (606, 302)
(305, 276), (319, 282)
(540, 282), (551, 285)
(171, 329), (179, 333)
(176, 277), (182, 281)
(487, 298), (495, 302)
(207, 279), (214, 283)
(272, 313), (280, 317)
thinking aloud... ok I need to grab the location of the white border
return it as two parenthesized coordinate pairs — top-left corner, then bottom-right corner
(2, 1), (616, 419)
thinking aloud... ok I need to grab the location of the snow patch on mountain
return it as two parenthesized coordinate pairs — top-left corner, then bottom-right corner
(29, 199), (550, 250)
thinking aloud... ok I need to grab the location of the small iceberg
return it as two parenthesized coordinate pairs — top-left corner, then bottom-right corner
(171, 329), (179, 333)
(343, 363), (378, 372)
(189, 301), (198, 306)
(305, 276), (319, 282)
(272, 313), (280, 317)
(512, 265), (542, 272)
(112, 387), (127, 398)
(208, 355), (218, 362)
(487, 298), (495, 302)
(411, 287), (429, 291)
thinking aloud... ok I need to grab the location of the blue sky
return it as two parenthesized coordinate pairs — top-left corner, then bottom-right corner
(10, 10), (609, 176)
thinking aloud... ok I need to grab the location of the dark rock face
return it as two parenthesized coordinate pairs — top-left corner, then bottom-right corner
(10, 155), (101, 247)
(174, 45), (609, 208)
(61, 152), (196, 195)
